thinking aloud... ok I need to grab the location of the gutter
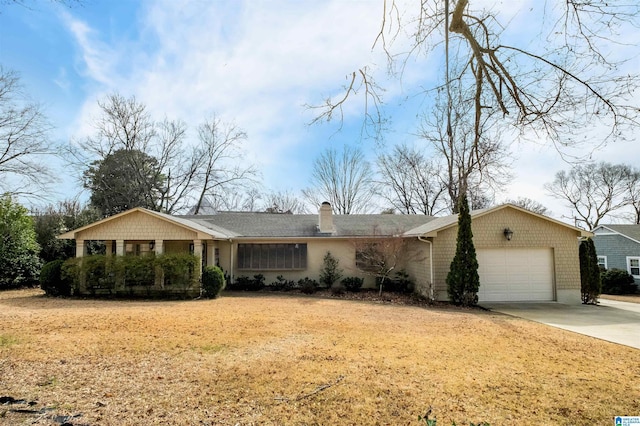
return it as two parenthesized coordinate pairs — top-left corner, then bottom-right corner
(418, 236), (434, 301)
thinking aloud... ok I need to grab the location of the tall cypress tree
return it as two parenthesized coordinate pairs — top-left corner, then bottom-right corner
(579, 237), (601, 304)
(446, 194), (480, 306)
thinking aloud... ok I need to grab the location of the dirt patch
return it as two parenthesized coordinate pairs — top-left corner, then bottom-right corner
(0, 288), (638, 425)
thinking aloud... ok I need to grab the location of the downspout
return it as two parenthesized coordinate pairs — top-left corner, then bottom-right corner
(418, 236), (434, 301)
(228, 239), (234, 284)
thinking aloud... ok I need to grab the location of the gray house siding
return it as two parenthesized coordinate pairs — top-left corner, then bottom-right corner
(592, 234), (640, 284)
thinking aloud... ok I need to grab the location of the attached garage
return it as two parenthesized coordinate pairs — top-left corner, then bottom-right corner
(477, 248), (555, 302)
(406, 204), (590, 304)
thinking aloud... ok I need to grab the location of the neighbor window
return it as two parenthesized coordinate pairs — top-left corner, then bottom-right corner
(237, 243), (307, 270)
(626, 257), (640, 278)
(597, 256), (607, 270)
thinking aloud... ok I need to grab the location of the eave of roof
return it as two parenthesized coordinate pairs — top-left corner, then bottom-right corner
(403, 203), (591, 237)
(593, 224), (640, 245)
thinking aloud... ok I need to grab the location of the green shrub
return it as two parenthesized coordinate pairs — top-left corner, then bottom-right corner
(202, 266), (226, 298)
(156, 253), (198, 290)
(229, 274), (265, 291)
(319, 251), (343, 289)
(40, 260), (71, 296)
(299, 277), (318, 294)
(601, 268), (637, 294)
(269, 275), (297, 291)
(380, 270), (414, 293)
(341, 276), (363, 292)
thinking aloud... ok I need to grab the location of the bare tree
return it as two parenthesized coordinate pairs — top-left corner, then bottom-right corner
(303, 145), (374, 214)
(313, 2), (639, 153)
(191, 115), (257, 215)
(505, 197), (550, 216)
(545, 162), (632, 230)
(352, 233), (410, 296)
(0, 66), (55, 197)
(263, 190), (307, 214)
(72, 94), (256, 215)
(418, 81), (511, 213)
(376, 143), (447, 215)
(622, 168), (640, 224)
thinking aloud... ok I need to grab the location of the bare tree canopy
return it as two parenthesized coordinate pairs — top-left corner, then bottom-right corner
(71, 94), (256, 215)
(505, 197), (550, 216)
(313, 2), (640, 152)
(376, 143), (447, 215)
(303, 145), (374, 214)
(418, 80), (512, 213)
(263, 190), (307, 214)
(0, 66), (55, 197)
(545, 162), (634, 229)
(191, 115), (257, 215)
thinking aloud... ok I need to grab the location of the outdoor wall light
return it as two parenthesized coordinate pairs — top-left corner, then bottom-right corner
(149, 241), (155, 250)
(503, 228), (514, 241)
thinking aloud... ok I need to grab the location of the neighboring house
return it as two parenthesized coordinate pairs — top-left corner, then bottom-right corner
(58, 202), (589, 303)
(592, 224), (640, 284)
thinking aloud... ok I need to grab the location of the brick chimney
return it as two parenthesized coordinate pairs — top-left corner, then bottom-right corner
(318, 202), (334, 234)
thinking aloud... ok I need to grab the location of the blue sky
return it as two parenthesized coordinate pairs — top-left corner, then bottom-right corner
(1, 0), (639, 221)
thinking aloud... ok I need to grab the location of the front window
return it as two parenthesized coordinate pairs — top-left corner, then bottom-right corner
(627, 257), (640, 278)
(237, 243), (307, 270)
(597, 256), (607, 270)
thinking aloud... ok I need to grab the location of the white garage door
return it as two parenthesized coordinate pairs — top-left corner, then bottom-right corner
(477, 248), (554, 302)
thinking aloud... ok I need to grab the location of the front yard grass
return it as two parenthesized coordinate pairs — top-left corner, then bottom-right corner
(0, 289), (638, 425)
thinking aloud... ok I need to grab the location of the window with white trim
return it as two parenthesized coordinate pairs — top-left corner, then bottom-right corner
(237, 243), (307, 270)
(626, 257), (640, 278)
(597, 256), (607, 270)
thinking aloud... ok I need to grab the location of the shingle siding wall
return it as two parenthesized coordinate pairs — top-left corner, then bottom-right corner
(431, 208), (582, 301)
(77, 211), (197, 241)
(592, 234), (640, 284)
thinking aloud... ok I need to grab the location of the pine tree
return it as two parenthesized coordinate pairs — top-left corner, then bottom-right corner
(446, 194), (480, 306)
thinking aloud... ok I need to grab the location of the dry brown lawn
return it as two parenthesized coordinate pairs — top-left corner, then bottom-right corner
(0, 289), (638, 426)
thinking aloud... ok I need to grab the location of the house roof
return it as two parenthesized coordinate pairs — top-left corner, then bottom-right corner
(593, 224), (640, 245)
(403, 203), (591, 237)
(182, 213), (435, 238)
(57, 207), (232, 240)
(58, 203), (589, 241)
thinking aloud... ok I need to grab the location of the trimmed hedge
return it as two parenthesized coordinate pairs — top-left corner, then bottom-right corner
(202, 266), (226, 298)
(40, 259), (72, 296)
(62, 253), (200, 297)
(601, 268), (637, 295)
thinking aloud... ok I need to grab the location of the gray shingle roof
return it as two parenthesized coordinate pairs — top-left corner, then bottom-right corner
(599, 224), (640, 243)
(179, 213), (435, 238)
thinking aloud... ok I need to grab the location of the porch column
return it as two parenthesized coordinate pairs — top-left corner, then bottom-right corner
(154, 240), (164, 289)
(115, 239), (125, 256)
(193, 239), (203, 282)
(154, 240), (164, 255)
(105, 240), (114, 256)
(206, 241), (215, 267)
(75, 240), (87, 258)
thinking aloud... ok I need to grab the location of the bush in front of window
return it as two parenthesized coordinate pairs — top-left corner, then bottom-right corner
(601, 268), (637, 294)
(341, 277), (363, 292)
(269, 275), (297, 291)
(299, 277), (318, 294)
(375, 270), (414, 294)
(202, 266), (226, 298)
(228, 274), (265, 291)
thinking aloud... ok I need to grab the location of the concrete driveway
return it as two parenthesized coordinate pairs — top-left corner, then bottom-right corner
(482, 299), (640, 349)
